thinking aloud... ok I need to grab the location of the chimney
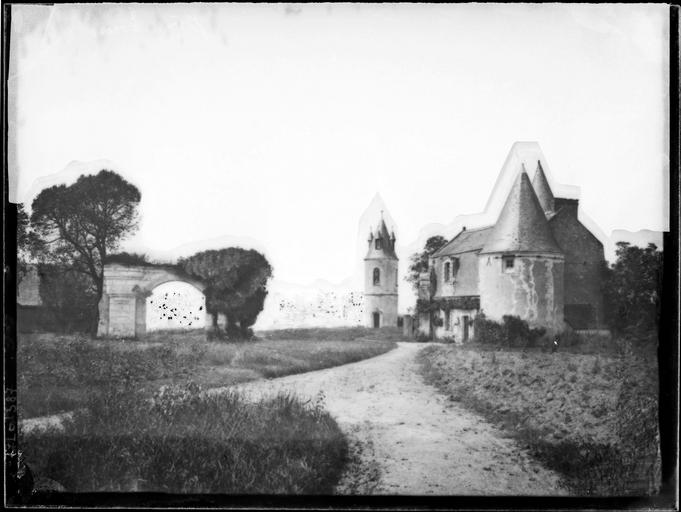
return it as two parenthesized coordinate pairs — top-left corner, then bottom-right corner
(554, 197), (579, 218)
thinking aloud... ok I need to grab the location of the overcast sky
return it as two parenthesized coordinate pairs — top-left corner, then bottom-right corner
(9, 3), (670, 287)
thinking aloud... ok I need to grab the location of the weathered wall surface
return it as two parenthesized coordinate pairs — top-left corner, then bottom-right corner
(434, 307), (477, 343)
(364, 294), (399, 328)
(97, 264), (206, 338)
(364, 257), (398, 328)
(549, 210), (605, 328)
(17, 266), (42, 306)
(479, 254), (564, 330)
(433, 251), (480, 298)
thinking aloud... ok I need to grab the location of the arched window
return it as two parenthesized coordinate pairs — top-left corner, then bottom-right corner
(444, 261), (451, 282)
(373, 267), (380, 286)
(375, 239), (382, 250)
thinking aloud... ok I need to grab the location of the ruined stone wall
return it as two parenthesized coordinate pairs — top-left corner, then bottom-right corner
(97, 264), (206, 338)
(549, 210), (605, 328)
(479, 254), (564, 330)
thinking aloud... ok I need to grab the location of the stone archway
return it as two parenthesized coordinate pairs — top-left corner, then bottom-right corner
(97, 263), (206, 338)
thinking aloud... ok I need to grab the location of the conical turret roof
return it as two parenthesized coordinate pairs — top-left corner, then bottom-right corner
(365, 218), (398, 260)
(531, 160), (555, 214)
(480, 169), (562, 255)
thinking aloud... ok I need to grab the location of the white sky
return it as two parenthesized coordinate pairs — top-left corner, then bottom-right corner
(9, 3), (670, 288)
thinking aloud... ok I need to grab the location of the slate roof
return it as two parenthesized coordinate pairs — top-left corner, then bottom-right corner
(433, 226), (494, 257)
(531, 160), (555, 214)
(365, 218), (398, 260)
(480, 170), (563, 255)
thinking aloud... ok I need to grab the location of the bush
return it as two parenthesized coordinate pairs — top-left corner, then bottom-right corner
(473, 313), (505, 345)
(21, 383), (347, 494)
(37, 265), (97, 333)
(473, 313), (545, 347)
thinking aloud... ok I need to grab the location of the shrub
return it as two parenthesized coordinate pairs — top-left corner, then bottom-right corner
(473, 313), (545, 347)
(473, 313), (505, 344)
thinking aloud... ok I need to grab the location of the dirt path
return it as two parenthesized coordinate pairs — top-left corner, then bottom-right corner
(223, 342), (569, 496)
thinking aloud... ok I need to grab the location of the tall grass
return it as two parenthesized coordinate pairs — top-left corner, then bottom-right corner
(21, 382), (347, 494)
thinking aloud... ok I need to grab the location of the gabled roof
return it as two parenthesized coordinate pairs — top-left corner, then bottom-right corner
(365, 218), (398, 260)
(531, 160), (555, 214)
(433, 226), (494, 257)
(480, 170), (563, 255)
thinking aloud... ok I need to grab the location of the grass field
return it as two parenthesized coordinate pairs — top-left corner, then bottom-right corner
(18, 328), (398, 419)
(417, 337), (661, 496)
(18, 326), (401, 495)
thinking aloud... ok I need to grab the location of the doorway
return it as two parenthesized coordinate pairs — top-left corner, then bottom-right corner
(463, 315), (470, 342)
(373, 312), (380, 328)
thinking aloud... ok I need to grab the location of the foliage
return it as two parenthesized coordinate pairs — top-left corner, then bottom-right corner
(602, 242), (663, 337)
(405, 235), (448, 291)
(416, 296), (480, 314)
(472, 313), (545, 347)
(30, 170), (141, 331)
(21, 384), (347, 494)
(104, 252), (150, 266)
(180, 248), (272, 338)
(472, 313), (506, 345)
(37, 264), (98, 333)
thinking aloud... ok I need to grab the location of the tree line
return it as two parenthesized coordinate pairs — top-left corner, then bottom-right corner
(17, 169), (271, 338)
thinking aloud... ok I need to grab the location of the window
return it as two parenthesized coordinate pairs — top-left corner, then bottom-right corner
(375, 239), (382, 250)
(445, 309), (451, 330)
(451, 257), (460, 277)
(373, 267), (380, 286)
(503, 256), (515, 272)
(444, 261), (451, 282)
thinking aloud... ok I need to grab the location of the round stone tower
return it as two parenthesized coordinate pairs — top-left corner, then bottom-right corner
(364, 213), (399, 328)
(478, 165), (565, 330)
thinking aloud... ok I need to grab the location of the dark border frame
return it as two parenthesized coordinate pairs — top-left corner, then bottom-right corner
(3, 2), (679, 510)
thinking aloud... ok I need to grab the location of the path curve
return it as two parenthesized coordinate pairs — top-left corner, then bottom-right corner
(222, 342), (569, 495)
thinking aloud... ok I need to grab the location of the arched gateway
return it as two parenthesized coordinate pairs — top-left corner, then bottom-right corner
(97, 263), (207, 338)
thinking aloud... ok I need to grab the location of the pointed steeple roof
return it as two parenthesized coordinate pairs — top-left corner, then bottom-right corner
(480, 168), (562, 255)
(365, 215), (398, 260)
(531, 160), (555, 214)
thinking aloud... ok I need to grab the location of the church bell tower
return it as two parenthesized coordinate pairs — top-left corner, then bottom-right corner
(364, 212), (399, 328)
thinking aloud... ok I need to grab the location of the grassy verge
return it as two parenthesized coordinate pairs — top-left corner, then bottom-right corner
(18, 329), (398, 418)
(22, 382), (346, 494)
(417, 339), (660, 496)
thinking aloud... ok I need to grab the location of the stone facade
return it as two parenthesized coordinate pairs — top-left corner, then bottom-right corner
(364, 216), (399, 328)
(478, 254), (564, 329)
(97, 264), (207, 338)
(419, 149), (606, 341)
(549, 203), (606, 329)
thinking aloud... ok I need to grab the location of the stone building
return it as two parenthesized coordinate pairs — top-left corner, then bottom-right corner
(420, 157), (605, 341)
(364, 214), (399, 328)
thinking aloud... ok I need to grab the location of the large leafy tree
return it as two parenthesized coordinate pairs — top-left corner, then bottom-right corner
(405, 235), (448, 292)
(180, 248), (273, 338)
(602, 242), (663, 337)
(30, 170), (141, 329)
